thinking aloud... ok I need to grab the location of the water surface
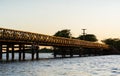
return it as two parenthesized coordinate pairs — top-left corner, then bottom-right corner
(0, 53), (120, 76)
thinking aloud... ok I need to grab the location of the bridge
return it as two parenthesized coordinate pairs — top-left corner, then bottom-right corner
(0, 28), (110, 61)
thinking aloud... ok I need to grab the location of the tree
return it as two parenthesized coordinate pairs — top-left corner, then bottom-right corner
(78, 34), (98, 42)
(102, 38), (120, 54)
(102, 38), (118, 45)
(102, 38), (120, 50)
(54, 29), (72, 38)
(53, 29), (72, 57)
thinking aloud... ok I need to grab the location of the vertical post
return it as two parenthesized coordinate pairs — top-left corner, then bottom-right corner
(94, 49), (96, 56)
(62, 48), (65, 58)
(91, 49), (94, 56)
(32, 52), (34, 60)
(23, 45), (25, 60)
(0, 44), (2, 60)
(36, 45), (39, 60)
(96, 49), (98, 56)
(80, 48), (83, 57)
(19, 44), (22, 61)
(6, 45), (9, 61)
(79, 48), (81, 57)
(12, 44), (14, 61)
(83, 48), (86, 56)
(70, 48), (73, 57)
(100, 49), (103, 55)
(32, 44), (34, 60)
(88, 49), (91, 56)
(53, 47), (57, 58)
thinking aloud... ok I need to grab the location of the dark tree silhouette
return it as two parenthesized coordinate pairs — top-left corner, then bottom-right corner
(102, 38), (120, 50)
(78, 34), (98, 42)
(102, 38), (120, 54)
(54, 29), (72, 38)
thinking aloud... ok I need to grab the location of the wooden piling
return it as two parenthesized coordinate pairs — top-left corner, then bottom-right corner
(0, 44), (2, 60)
(62, 48), (65, 58)
(6, 45), (9, 61)
(94, 49), (97, 56)
(54, 51), (57, 58)
(19, 44), (22, 61)
(31, 45), (34, 60)
(23, 45), (25, 60)
(36, 46), (39, 60)
(70, 48), (73, 57)
(53, 47), (57, 58)
(100, 49), (103, 55)
(79, 48), (82, 57)
(32, 51), (34, 60)
(12, 44), (14, 61)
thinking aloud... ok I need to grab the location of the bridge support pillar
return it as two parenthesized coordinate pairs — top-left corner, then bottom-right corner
(0, 44), (2, 60)
(19, 45), (21, 61)
(6, 45), (9, 61)
(12, 44), (14, 61)
(32, 51), (34, 60)
(94, 49), (97, 56)
(36, 50), (39, 60)
(61, 48), (66, 58)
(23, 45), (25, 60)
(53, 47), (57, 58)
(99, 49), (103, 55)
(79, 48), (82, 57)
(54, 52), (56, 58)
(31, 45), (34, 60)
(88, 49), (91, 56)
(36, 46), (39, 60)
(70, 48), (73, 57)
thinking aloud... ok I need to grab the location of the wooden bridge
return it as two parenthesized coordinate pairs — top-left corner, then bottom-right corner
(0, 28), (110, 61)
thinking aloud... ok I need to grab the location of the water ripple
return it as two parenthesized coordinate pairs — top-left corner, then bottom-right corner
(0, 54), (120, 76)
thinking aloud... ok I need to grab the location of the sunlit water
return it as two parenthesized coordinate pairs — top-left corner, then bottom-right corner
(0, 53), (120, 76)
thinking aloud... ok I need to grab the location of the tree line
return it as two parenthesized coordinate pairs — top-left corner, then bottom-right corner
(54, 29), (98, 42)
(40, 29), (120, 54)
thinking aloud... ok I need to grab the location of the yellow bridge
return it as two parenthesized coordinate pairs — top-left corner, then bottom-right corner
(0, 28), (110, 61)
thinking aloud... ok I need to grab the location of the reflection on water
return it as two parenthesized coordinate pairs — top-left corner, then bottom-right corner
(0, 53), (120, 76)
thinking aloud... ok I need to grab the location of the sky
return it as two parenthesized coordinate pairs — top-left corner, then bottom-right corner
(0, 0), (120, 41)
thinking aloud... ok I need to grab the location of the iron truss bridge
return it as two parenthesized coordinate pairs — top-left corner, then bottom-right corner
(0, 28), (109, 49)
(0, 27), (111, 61)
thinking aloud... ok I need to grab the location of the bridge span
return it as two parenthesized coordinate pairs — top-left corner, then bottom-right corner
(0, 28), (109, 61)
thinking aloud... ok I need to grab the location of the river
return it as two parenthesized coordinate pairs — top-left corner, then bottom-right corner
(0, 53), (120, 76)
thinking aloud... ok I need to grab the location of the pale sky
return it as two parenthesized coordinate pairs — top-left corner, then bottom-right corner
(0, 0), (120, 41)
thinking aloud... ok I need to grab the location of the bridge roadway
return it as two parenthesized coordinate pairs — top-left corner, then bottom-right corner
(0, 28), (109, 61)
